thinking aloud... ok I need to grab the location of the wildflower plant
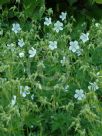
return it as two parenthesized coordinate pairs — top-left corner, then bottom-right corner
(0, 9), (102, 136)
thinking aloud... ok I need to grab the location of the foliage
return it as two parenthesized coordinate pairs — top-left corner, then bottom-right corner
(0, 7), (102, 135)
(95, 0), (102, 3)
(23, 0), (45, 20)
(0, 0), (45, 20)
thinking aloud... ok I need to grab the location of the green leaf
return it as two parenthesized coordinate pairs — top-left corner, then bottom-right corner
(23, 0), (45, 20)
(67, 0), (77, 6)
(92, 47), (102, 65)
(95, 0), (102, 4)
(0, 0), (9, 4)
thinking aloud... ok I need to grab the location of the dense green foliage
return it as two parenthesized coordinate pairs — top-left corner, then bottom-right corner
(0, 0), (102, 21)
(0, 0), (102, 136)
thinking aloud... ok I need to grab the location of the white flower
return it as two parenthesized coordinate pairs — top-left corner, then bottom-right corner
(11, 95), (16, 106)
(12, 23), (21, 34)
(19, 52), (24, 58)
(49, 41), (57, 50)
(20, 90), (26, 97)
(88, 82), (99, 91)
(18, 39), (25, 47)
(20, 86), (25, 97)
(59, 12), (67, 21)
(80, 33), (89, 43)
(24, 86), (30, 92)
(44, 17), (52, 26)
(20, 86), (30, 97)
(76, 48), (83, 56)
(64, 85), (69, 92)
(29, 47), (36, 58)
(60, 56), (66, 66)
(74, 89), (85, 100)
(54, 21), (63, 33)
(69, 41), (80, 53)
